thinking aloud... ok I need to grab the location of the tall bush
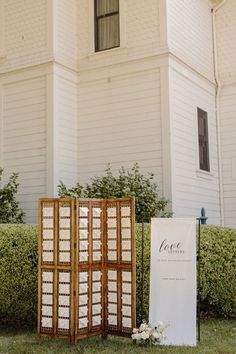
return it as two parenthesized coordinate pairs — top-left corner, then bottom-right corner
(58, 163), (170, 222)
(199, 225), (236, 317)
(0, 168), (24, 223)
(0, 225), (38, 327)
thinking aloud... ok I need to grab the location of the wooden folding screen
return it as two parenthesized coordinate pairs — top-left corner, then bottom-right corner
(38, 197), (136, 344)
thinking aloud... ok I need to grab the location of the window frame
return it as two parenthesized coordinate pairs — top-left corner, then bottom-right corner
(94, 0), (120, 52)
(197, 107), (210, 173)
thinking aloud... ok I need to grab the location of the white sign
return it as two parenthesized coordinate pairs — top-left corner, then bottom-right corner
(149, 218), (197, 346)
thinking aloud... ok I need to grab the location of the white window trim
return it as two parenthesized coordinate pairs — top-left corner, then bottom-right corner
(88, 0), (127, 55)
(196, 168), (213, 180)
(0, 2), (6, 58)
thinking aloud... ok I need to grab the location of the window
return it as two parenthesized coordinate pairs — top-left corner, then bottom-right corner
(197, 108), (210, 172)
(95, 0), (120, 52)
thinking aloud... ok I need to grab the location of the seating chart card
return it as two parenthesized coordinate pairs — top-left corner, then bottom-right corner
(41, 202), (54, 265)
(58, 202), (72, 265)
(41, 270), (54, 333)
(58, 271), (71, 334)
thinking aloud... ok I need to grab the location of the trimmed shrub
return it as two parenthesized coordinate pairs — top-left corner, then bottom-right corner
(0, 168), (24, 224)
(0, 223), (235, 327)
(199, 225), (236, 318)
(136, 224), (151, 325)
(0, 224), (38, 327)
(58, 163), (171, 222)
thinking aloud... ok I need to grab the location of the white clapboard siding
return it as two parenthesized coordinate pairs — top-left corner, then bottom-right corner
(1, 0), (50, 74)
(170, 68), (220, 225)
(55, 73), (78, 187)
(54, 0), (79, 70)
(2, 76), (47, 223)
(77, 0), (161, 71)
(220, 86), (236, 227)
(167, 0), (214, 81)
(216, 0), (236, 85)
(78, 68), (163, 192)
(215, 0), (236, 226)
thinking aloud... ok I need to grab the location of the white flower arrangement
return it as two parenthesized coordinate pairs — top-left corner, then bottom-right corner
(131, 320), (167, 346)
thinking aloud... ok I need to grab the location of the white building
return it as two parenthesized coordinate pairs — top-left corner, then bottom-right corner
(0, 0), (235, 226)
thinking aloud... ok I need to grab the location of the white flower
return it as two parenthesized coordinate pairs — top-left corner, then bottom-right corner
(144, 327), (152, 334)
(140, 323), (148, 331)
(151, 331), (160, 339)
(141, 331), (149, 340)
(132, 333), (141, 340)
(132, 320), (167, 346)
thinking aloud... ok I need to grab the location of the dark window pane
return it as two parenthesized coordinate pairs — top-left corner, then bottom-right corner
(198, 116), (204, 136)
(197, 108), (210, 172)
(96, 0), (119, 16)
(97, 14), (119, 51)
(95, 0), (120, 52)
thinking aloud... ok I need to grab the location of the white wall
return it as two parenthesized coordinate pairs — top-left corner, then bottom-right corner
(77, 0), (163, 72)
(0, 0), (51, 222)
(0, 64), (79, 223)
(54, 0), (79, 70)
(77, 63), (163, 193)
(54, 67), (78, 189)
(215, 0), (236, 227)
(220, 86), (236, 227)
(169, 61), (220, 224)
(216, 0), (236, 85)
(167, 0), (215, 82)
(0, 0), (52, 74)
(0, 71), (47, 223)
(75, 0), (165, 191)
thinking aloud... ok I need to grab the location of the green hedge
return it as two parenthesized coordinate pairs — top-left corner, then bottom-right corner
(199, 225), (236, 318)
(0, 223), (235, 327)
(136, 224), (151, 324)
(0, 225), (38, 327)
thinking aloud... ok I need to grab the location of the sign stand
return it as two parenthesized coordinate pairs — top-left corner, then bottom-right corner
(197, 218), (201, 343)
(197, 207), (208, 343)
(37, 197), (136, 345)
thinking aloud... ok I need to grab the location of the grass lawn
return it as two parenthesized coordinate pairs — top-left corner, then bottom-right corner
(0, 319), (235, 354)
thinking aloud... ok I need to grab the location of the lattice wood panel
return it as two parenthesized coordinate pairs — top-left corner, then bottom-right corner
(75, 199), (105, 340)
(38, 197), (135, 344)
(106, 199), (136, 336)
(38, 199), (75, 341)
